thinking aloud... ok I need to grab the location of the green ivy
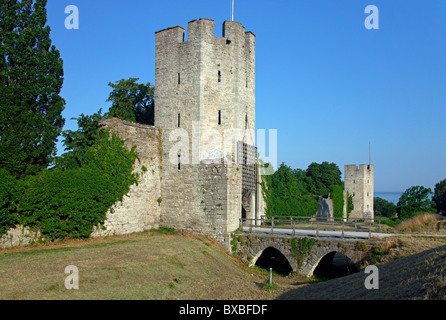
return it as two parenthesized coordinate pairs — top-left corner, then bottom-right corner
(230, 234), (238, 252)
(8, 130), (138, 240)
(330, 185), (344, 218)
(291, 237), (316, 268)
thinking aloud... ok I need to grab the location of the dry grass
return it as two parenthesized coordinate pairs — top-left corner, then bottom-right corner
(0, 230), (299, 300)
(2, 223), (446, 300)
(395, 214), (446, 234)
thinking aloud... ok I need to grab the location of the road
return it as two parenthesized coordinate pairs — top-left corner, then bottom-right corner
(245, 227), (394, 240)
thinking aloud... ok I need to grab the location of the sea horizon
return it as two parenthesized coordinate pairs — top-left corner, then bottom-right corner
(374, 191), (404, 205)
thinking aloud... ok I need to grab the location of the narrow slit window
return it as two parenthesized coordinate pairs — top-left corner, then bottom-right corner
(178, 113), (180, 127)
(178, 155), (181, 170)
(218, 110), (221, 125)
(178, 73), (180, 84)
(245, 114), (248, 129)
(218, 70), (221, 83)
(246, 77), (248, 88)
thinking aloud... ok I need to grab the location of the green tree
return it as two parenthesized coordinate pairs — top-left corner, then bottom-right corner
(374, 197), (397, 218)
(0, 168), (18, 234)
(433, 179), (446, 215)
(304, 162), (342, 197)
(107, 78), (154, 125)
(397, 186), (436, 220)
(260, 163), (319, 217)
(0, 0), (65, 177)
(55, 109), (104, 170)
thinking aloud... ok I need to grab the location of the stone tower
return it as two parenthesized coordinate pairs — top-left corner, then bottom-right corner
(154, 19), (260, 245)
(344, 164), (374, 220)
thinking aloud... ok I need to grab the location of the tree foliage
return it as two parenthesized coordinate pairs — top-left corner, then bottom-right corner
(260, 163), (319, 217)
(55, 109), (104, 170)
(0, 0), (65, 177)
(107, 78), (154, 125)
(261, 162), (345, 218)
(0, 168), (18, 234)
(433, 179), (446, 215)
(396, 186), (436, 220)
(304, 162), (342, 197)
(374, 197), (396, 218)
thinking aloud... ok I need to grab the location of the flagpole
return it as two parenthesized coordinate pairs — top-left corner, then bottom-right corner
(231, 0), (234, 21)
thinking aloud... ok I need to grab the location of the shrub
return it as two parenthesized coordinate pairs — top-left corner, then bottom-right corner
(0, 169), (18, 235)
(355, 241), (368, 252)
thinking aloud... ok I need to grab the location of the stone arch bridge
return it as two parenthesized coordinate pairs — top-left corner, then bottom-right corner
(231, 233), (380, 277)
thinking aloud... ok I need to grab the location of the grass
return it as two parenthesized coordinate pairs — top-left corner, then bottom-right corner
(0, 230), (297, 300)
(395, 213), (446, 234)
(2, 222), (446, 300)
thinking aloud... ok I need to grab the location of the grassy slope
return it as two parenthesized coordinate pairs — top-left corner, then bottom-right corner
(0, 231), (299, 300)
(2, 214), (446, 300)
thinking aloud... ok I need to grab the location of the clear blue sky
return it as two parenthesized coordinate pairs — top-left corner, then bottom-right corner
(46, 0), (446, 193)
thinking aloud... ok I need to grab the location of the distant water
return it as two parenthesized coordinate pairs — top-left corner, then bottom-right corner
(374, 192), (403, 205)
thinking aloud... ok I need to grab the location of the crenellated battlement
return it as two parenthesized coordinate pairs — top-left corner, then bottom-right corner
(155, 18), (255, 45)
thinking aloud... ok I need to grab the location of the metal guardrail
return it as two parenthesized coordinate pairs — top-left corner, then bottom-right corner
(239, 216), (386, 239)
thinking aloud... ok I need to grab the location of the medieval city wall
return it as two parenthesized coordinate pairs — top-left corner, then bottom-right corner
(91, 118), (162, 237)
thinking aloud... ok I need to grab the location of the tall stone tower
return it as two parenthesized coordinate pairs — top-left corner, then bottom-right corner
(154, 19), (259, 245)
(344, 164), (374, 220)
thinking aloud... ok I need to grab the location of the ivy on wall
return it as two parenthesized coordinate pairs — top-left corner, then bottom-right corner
(0, 130), (139, 240)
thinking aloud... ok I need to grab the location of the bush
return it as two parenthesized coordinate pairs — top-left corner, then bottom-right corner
(374, 197), (397, 218)
(0, 169), (18, 235)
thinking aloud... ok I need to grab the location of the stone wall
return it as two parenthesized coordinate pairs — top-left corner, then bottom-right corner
(0, 225), (42, 249)
(159, 160), (242, 246)
(316, 196), (334, 220)
(91, 118), (162, 237)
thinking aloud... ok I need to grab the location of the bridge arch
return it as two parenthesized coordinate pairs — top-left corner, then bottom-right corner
(251, 246), (294, 275)
(249, 241), (297, 272)
(299, 243), (359, 277)
(312, 251), (359, 279)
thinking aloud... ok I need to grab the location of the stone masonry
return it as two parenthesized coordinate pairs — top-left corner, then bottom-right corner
(344, 164), (374, 220)
(91, 118), (162, 237)
(154, 18), (262, 248)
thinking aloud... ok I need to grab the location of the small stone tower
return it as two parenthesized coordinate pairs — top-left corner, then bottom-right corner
(154, 19), (260, 245)
(344, 164), (374, 220)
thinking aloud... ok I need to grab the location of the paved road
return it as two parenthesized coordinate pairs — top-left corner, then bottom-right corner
(245, 227), (394, 240)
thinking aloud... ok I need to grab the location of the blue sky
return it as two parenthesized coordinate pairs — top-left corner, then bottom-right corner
(45, 0), (446, 193)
